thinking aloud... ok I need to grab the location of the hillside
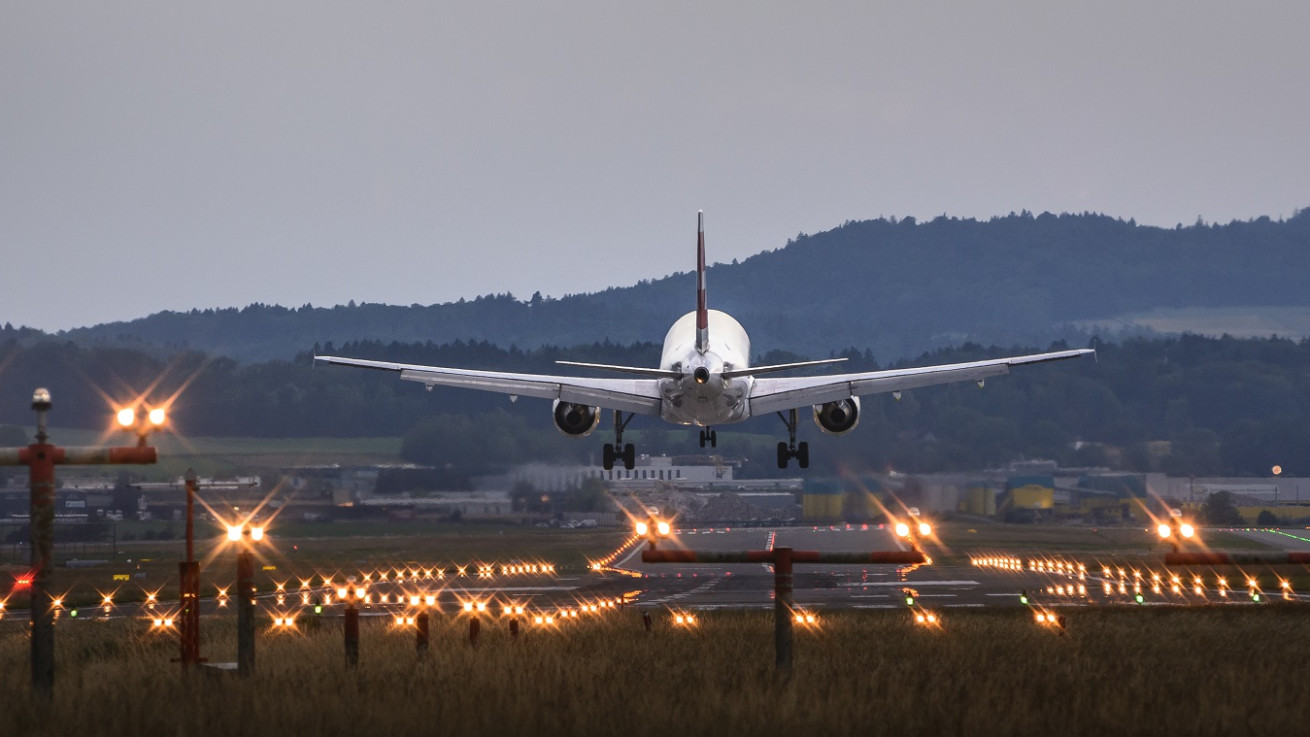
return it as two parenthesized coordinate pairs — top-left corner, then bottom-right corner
(44, 208), (1310, 363)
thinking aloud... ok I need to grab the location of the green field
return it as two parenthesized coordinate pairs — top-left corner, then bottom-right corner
(2, 607), (1307, 736)
(16, 427), (403, 478)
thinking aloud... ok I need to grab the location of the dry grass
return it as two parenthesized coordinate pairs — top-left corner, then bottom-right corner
(3, 607), (1309, 736)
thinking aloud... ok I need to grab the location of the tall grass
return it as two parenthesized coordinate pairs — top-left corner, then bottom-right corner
(2, 607), (1307, 735)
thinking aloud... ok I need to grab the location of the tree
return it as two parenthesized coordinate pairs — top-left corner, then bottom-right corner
(1199, 491), (1245, 526)
(1255, 509), (1279, 527)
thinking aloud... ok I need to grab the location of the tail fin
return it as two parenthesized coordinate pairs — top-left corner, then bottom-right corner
(696, 211), (709, 354)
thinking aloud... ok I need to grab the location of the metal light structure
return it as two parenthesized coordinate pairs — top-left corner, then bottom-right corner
(636, 513), (674, 550)
(891, 510), (933, 552)
(642, 546), (926, 677)
(0, 388), (159, 698)
(1156, 508), (1197, 553)
(223, 520), (268, 677)
(115, 403), (168, 447)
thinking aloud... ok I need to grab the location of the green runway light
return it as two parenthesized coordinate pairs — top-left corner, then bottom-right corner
(1134, 594), (1144, 604)
(314, 605), (323, 614)
(1019, 590), (1029, 605)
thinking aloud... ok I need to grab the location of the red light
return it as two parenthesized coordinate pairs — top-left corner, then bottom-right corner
(14, 576), (32, 589)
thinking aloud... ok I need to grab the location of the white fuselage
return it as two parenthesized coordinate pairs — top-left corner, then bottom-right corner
(657, 309), (753, 426)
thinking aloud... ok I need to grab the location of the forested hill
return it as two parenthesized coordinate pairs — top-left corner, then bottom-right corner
(47, 208), (1310, 362)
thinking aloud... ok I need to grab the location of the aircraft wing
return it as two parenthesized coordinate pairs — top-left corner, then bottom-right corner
(748, 348), (1094, 416)
(315, 355), (664, 417)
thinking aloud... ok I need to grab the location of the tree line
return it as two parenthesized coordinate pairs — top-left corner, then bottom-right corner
(2, 333), (1310, 478)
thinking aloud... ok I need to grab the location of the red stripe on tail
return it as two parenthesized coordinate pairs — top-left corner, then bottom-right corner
(696, 212), (709, 352)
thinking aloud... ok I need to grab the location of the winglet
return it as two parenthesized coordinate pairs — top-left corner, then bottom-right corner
(696, 211), (709, 354)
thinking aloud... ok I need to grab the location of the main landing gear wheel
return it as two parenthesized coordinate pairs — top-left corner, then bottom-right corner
(603, 411), (637, 471)
(775, 408), (809, 469)
(602, 443), (636, 471)
(699, 429), (717, 448)
(776, 441), (809, 469)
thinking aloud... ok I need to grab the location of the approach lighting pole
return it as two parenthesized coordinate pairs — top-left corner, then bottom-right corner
(178, 469), (201, 667)
(640, 545), (927, 677)
(225, 521), (267, 677)
(0, 388), (160, 697)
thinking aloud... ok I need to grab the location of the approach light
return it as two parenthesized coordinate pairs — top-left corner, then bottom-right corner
(116, 408), (136, 427)
(1179, 523), (1195, 538)
(226, 525), (242, 542)
(895, 522), (911, 538)
(917, 521), (932, 537)
(250, 526), (265, 542)
(657, 520), (671, 537)
(1157, 523), (1172, 539)
(635, 521), (649, 536)
(148, 407), (166, 426)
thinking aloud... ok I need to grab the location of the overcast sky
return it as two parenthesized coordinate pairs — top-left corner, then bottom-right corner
(3, 2), (1307, 333)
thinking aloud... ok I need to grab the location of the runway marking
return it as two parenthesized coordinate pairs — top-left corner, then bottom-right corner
(838, 580), (980, 588)
(644, 578), (723, 605)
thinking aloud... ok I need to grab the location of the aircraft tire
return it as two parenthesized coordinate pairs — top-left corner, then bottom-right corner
(797, 441), (810, 469)
(623, 444), (636, 470)
(602, 444), (615, 471)
(777, 442), (789, 469)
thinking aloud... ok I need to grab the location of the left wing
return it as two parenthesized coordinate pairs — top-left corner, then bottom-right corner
(748, 348), (1094, 415)
(315, 355), (663, 417)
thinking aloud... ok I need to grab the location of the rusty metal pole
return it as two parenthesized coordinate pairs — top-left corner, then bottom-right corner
(0, 388), (158, 697)
(416, 611), (430, 655)
(179, 469), (200, 668)
(236, 550), (255, 677)
(28, 389), (55, 698)
(469, 616), (480, 646)
(774, 547), (794, 678)
(344, 603), (360, 668)
(178, 560), (200, 667)
(184, 468), (196, 564)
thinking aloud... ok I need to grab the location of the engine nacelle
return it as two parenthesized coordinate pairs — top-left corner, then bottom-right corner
(552, 400), (602, 437)
(813, 397), (861, 435)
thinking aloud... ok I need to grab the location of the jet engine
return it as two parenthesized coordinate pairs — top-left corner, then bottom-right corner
(813, 397), (860, 435)
(552, 400), (602, 437)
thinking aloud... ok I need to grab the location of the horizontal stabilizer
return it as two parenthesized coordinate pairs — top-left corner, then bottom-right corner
(722, 357), (848, 380)
(555, 360), (682, 379)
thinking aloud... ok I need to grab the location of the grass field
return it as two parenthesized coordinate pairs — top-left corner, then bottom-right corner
(2, 607), (1308, 736)
(19, 427), (404, 478)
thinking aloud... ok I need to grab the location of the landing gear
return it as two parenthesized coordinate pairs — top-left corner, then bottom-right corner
(603, 411), (636, 471)
(699, 428), (717, 448)
(775, 409), (809, 469)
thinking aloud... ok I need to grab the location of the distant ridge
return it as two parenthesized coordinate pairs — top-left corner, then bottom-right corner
(41, 207), (1310, 363)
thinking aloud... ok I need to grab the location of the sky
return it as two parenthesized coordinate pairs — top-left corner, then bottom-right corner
(3, 2), (1308, 333)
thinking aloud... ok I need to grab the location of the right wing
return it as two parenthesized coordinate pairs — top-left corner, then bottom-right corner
(315, 355), (664, 417)
(748, 348), (1094, 415)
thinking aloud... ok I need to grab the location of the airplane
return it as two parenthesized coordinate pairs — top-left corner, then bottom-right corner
(316, 212), (1094, 471)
